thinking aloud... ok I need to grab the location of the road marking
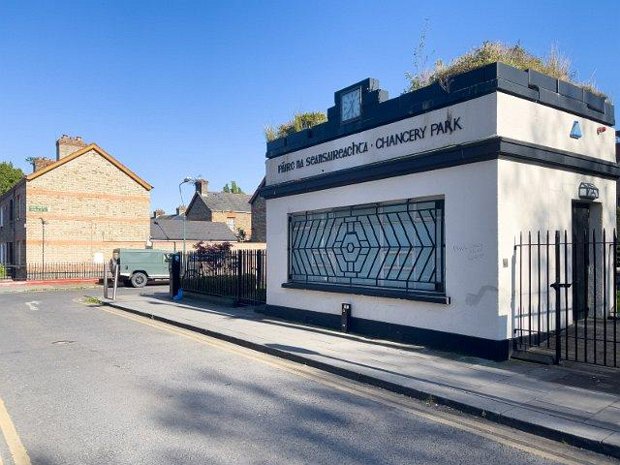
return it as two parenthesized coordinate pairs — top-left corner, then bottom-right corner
(24, 301), (39, 311)
(98, 306), (616, 465)
(0, 398), (30, 465)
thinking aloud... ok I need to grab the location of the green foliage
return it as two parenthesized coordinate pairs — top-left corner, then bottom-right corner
(237, 228), (247, 242)
(0, 162), (24, 195)
(222, 181), (244, 194)
(0, 264), (6, 278)
(265, 111), (327, 142)
(405, 41), (601, 95)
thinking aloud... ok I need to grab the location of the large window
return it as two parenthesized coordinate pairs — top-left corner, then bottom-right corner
(288, 198), (445, 297)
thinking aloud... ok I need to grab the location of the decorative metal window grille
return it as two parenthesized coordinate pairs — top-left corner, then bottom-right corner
(288, 199), (445, 294)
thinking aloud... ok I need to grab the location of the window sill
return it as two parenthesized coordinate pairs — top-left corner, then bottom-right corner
(281, 282), (450, 304)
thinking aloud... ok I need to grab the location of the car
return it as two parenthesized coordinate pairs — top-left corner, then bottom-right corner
(112, 248), (171, 288)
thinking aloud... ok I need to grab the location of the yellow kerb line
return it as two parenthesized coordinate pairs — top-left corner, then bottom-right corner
(0, 398), (30, 465)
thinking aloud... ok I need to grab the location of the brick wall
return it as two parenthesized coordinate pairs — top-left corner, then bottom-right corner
(185, 198), (212, 221)
(0, 182), (27, 266)
(25, 149), (150, 263)
(211, 211), (252, 239)
(250, 194), (266, 242)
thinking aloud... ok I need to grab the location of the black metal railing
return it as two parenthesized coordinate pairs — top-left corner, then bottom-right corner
(514, 230), (618, 368)
(26, 262), (105, 281)
(288, 199), (445, 295)
(181, 250), (267, 305)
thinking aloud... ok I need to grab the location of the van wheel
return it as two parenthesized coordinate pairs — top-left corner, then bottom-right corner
(130, 272), (148, 288)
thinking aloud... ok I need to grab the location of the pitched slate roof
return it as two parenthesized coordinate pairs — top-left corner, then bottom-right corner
(195, 192), (251, 213)
(150, 219), (237, 241)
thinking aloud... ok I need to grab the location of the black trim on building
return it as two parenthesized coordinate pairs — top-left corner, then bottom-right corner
(259, 304), (510, 361)
(266, 63), (614, 160)
(282, 282), (451, 304)
(261, 137), (620, 199)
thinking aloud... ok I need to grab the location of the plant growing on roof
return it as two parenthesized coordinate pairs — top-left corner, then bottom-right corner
(264, 111), (327, 142)
(404, 41), (601, 95)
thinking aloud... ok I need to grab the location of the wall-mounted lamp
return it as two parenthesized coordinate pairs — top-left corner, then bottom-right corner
(578, 182), (599, 201)
(570, 121), (582, 139)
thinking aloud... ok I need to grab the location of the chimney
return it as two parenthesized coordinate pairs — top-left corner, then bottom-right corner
(56, 135), (87, 160)
(176, 205), (186, 216)
(30, 157), (55, 173)
(195, 179), (208, 195)
(152, 209), (165, 218)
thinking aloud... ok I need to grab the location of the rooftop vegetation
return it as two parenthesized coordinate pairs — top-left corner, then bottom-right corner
(266, 41), (604, 142)
(405, 41), (600, 95)
(264, 111), (327, 142)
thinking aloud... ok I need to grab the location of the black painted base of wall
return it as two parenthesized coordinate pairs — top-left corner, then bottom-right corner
(259, 304), (511, 361)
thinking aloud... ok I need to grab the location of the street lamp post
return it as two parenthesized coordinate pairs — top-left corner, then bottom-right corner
(178, 177), (197, 257)
(40, 218), (48, 270)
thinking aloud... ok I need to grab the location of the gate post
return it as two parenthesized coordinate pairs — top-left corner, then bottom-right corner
(554, 230), (562, 364)
(236, 249), (243, 306)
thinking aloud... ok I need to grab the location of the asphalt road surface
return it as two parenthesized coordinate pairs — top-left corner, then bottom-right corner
(0, 289), (614, 465)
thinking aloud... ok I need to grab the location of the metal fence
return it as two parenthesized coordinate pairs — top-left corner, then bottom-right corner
(26, 262), (104, 281)
(181, 250), (267, 305)
(514, 230), (619, 368)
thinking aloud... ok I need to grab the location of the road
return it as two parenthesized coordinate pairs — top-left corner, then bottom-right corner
(0, 289), (614, 465)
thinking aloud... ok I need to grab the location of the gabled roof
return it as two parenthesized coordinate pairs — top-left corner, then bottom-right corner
(26, 143), (152, 191)
(188, 191), (251, 214)
(150, 218), (237, 241)
(249, 177), (266, 204)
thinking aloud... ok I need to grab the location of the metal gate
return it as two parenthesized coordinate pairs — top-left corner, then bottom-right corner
(181, 249), (267, 305)
(514, 230), (619, 368)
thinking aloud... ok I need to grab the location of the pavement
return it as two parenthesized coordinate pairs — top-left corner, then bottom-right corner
(98, 287), (620, 459)
(3, 290), (590, 465)
(0, 279), (100, 293)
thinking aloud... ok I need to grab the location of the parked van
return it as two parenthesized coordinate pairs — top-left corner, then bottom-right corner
(112, 248), (170, 288)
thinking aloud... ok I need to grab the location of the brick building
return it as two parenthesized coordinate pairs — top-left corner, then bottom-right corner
(185, 179), (252, 239)
(249, 178), (266, 242)
(0, 135), (152, 276)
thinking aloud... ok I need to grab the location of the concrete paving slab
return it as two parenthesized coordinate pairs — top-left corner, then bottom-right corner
(503, 406), (614, 443)
(586, 406), (620, 430)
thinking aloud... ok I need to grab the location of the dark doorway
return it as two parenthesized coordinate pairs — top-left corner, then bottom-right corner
(572, 202), (590, 321)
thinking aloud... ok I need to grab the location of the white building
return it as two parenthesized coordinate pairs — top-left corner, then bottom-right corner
(260, 63), (617, 360)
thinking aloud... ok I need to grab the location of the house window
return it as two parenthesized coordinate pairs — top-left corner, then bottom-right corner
(226, 218), (235, 231)
(288, 198), (445, 296)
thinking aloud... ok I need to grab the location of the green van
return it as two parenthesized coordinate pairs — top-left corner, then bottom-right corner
(112, 248), (170, 288)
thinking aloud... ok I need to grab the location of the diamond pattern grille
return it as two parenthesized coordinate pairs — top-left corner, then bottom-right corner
(289, 199), (444, 293)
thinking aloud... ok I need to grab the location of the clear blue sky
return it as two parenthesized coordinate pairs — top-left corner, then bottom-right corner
(1, 0), (618, 213)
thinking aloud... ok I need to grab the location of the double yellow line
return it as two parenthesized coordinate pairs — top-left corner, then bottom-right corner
(0, 398), (30, 465)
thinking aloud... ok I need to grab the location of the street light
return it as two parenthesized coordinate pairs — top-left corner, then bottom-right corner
(178, 177), (197, 257)
(40, 218), (48, 270)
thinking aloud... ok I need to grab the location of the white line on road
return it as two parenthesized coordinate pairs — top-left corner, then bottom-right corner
(24, 302), (39, 311)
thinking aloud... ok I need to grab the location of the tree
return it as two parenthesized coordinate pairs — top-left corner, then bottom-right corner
(192, 241), (233, 273)
(0, 162), (24, 195)
(265, 111), (327, 141)
(222, 181), (244, 194)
